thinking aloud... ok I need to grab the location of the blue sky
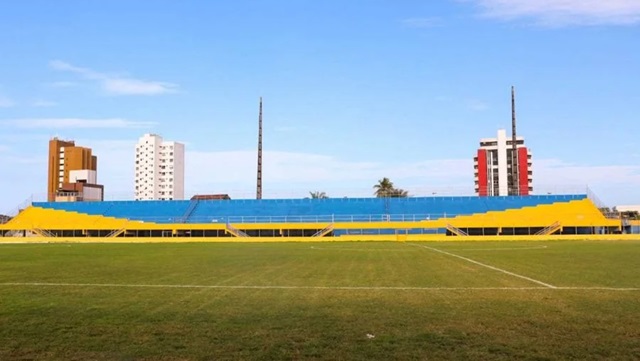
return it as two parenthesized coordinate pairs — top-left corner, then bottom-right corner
(1, 0), (639, 212)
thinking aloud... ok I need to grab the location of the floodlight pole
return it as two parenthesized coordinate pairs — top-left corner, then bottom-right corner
(511, 86), (519, 196)
(256, 97), (263, 200)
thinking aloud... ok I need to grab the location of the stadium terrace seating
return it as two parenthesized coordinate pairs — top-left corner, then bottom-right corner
(2, 206), (132, 230)
(32, 194), (588, 224)
(446, 198), (608, 228)
(34, 200), (192, 223)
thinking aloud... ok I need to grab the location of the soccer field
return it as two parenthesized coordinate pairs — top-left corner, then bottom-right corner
(1, 241), (639, 360)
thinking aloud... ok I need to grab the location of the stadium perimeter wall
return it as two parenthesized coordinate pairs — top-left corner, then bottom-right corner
(1, 234), (639, 244)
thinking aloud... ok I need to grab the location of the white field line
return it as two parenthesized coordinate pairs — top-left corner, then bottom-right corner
(0, 282), (637, 291)
(309, 246), (410, 251)
(555, 287), (640, 291)
(409, 243), (558, 289)
(457, 246), (548, 251)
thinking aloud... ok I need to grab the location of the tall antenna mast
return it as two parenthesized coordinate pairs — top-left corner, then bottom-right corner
(511, 86), (519, 196)
(256, 97), (263, 200)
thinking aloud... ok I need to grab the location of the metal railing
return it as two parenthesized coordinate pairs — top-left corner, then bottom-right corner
(534, 221), (562, 236)
(226, 223), (249, 237)
(312, 224), (335, 237)
(105, 213), (452, 224)
(22, 184), (590, 204)
(35, 210), (610, 225)
(586, 186), (619, 219)
(446, 224), (469, 236)
(2, 196), (33, 219)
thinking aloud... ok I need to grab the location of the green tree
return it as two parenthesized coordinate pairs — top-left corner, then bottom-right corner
(309, 191), (328, 199)
(373, 178), (409, 198)
(374, 177), (394, 197)
(621, 211), (640, 220)
(388, 188), (409, 198)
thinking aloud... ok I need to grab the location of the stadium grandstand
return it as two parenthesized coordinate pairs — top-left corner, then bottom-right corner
(0, 192), (625, 240)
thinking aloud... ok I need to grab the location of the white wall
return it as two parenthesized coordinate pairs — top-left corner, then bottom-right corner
(496, 129), (508, 196)
(171, 142), (185, 200)
(617, 205), (640, 212)
(83, 186), (103, 201)
(69, 169), (97, 184)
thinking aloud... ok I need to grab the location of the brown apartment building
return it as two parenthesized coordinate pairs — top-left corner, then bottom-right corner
(47, 138), (99, 201)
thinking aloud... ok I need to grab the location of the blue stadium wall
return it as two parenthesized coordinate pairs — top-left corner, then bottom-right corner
(33, 194), (588, 224)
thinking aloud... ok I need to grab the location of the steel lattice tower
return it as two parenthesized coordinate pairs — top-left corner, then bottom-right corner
(511, 86), (519, 195)
(256, 97), (263, 200)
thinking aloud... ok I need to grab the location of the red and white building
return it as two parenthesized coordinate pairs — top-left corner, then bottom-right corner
(474, 129), (532, 196)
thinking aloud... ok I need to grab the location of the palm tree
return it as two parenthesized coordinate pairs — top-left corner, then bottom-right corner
(309, 191), (328, 199)
(374, 177), (395, 197)
(374, 178), (409, 198)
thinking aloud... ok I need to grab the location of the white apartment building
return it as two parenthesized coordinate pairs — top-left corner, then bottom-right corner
(135, 134), (185, 201)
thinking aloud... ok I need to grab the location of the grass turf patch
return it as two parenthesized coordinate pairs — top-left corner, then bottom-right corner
(0, 241), (639, 360)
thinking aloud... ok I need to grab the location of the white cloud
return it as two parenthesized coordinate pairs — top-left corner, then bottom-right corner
(68, 139), (475, 200)
(186, 150), (472, 190)
(49, 60), (178, 96)
(49, 60), (85, 73)
(3, 138), (640, 206)
(468, 99), (490, 111)
(3, 155), (44, 165)
(274, 126), (297, 133)
(48, 139), (640, 203)
(102, 78), (178, 96)
(0, 133), (52, 143)
(177, 154), (636, 202)
(402, 17), (444, 28)
(530, 158), (640, 205)
(46, 81), (78, 88)
(534, 158), (640, 186)
(31, 99), (58, 107)
(0, 95), (15, 108)
(0, 152), (46, 211)
(3, 118), (156, 129)
(469, 0), (640, 26)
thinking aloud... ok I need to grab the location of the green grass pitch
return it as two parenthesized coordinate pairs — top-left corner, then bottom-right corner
(1, 240), (639, 360)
